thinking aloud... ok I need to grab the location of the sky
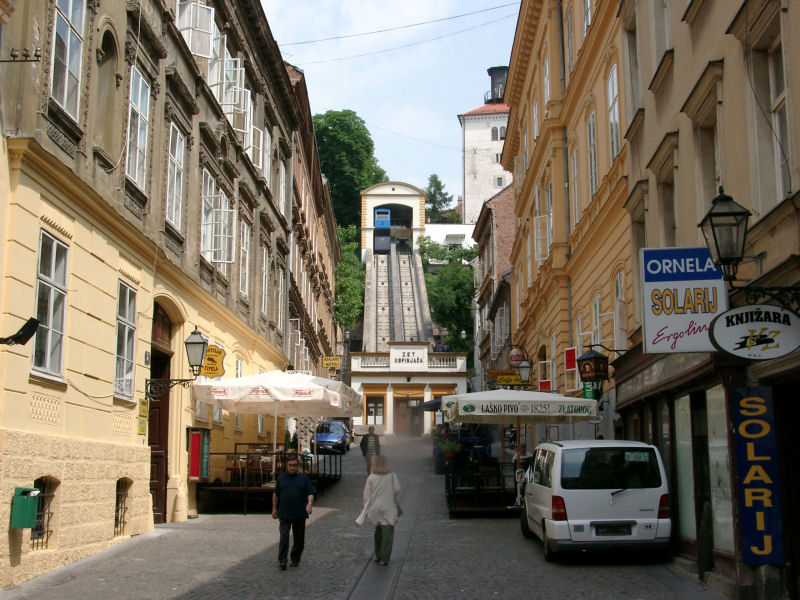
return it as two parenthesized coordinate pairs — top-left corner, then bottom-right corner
(260, 1), (520, 205)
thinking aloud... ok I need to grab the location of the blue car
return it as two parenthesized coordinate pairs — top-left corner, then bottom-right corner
(312, 421), (351, 454)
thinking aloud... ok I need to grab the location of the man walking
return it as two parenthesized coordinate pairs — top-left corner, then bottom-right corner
(272, 454), (316, 570)
(360, 425), (380, 474)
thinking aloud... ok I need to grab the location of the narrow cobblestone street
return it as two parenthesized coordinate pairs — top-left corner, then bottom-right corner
(1, 436), (725, 600)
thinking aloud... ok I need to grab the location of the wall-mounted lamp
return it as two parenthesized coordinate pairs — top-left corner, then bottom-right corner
(145, 327), (209, 399)
(516, 359), (532, 387)
(0, 47), (41, 63)
(0, 318), (40, 346)
(699, 187), (800, 313)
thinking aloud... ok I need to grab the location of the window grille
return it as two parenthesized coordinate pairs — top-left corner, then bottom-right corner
(114, 479), (129, 537)
(31, 478), (54, 550)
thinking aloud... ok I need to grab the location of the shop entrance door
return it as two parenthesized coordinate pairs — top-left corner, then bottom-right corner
(393, 398), (422, 436)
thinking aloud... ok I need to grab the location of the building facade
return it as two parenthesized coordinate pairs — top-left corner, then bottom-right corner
(459, 67), (513, 225)
(613, 1), (800, 598)
(472, 184), (515, 393)
(502, 0), (628, 444)
(0, 0), (337, 586)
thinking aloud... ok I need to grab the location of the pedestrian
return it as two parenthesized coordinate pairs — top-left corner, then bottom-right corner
(355, 455), (402, 566)
(360, 425), (380, 474)
(271, 454), (316, 570)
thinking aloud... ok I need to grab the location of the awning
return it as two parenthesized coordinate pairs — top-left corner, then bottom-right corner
(443, 388), (597, 424)
(420, 398), (441, 411)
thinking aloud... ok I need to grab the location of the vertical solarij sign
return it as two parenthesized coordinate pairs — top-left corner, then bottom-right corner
(732, 387), (785, 565)
(641, 247), (727, 353)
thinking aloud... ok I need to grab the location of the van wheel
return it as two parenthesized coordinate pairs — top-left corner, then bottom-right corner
(542, 523), (557, 562)
(520, 503), (534, 539)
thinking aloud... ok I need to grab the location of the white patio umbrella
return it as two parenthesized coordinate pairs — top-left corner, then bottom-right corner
(193, 370), (362, 461)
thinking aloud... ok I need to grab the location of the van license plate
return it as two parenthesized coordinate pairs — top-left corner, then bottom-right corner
(596, 525), (631, 536)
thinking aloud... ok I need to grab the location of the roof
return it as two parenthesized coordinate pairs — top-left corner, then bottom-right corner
(459, 102), (510, 117)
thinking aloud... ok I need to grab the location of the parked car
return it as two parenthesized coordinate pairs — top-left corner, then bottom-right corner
(518, 440), (671, 561)
(312, 421), (351, 454)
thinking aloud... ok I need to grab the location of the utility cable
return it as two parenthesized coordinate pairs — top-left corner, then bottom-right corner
(294, 13), (517, 66)
(280, 2), (520, 46)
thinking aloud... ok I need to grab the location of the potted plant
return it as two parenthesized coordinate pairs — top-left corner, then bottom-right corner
(437, 439), (461, 459)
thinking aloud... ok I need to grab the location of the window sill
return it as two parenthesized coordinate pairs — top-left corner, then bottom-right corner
(113, 396), (137, 409)
(29, 370), (68, 391)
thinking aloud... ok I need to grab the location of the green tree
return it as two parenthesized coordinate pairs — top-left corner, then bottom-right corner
(417, 236), (478, 268)
(334, 224), (365, 331)
(424, 174), (454, 223)
(425, 262), (475, 351)
(313, 110), (388, 227)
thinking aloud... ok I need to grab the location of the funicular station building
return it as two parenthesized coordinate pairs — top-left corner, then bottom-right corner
(352, 183), (467, 435)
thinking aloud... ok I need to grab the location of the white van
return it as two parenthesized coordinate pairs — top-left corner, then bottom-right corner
(518, 440), (671, 561)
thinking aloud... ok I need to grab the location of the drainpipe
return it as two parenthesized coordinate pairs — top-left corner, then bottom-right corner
(557, 0), (571, 258)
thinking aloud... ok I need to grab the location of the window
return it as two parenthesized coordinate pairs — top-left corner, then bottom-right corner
(769, 40), (790, 198)
(257, 414), (265, 436)
(491, 127), (498, 141)
(583, 0), (592, 34)
(261, 244), (269, 316)
(201, 169), (235, 273)
(31, 477), (56, 550)
(533, 95), (539, 140)
(263, 128), (272, 186)
(526, 225), (532, 287)
(166, 123), (185, 229)
(496, 177), (504, 187)
(500, 126), (506, 140)
(177, 1), (214, 58)
(239, 219), (251, 296)
(51, 0), (84, 120)
(587, 111), (598, 195)
(245, 91), (264, 171)
(114, 281), (137, 398)
(608, 64), (620, 161)
(277, 267), (285, 330)
(614, 270), (627, 356)
(543, 55), (550, 103)
(278, 160), (287, 217)
(33, 231), (68, 376)
(126, 65), (150, 189)
(534, 185), (552, 263)
(592, 294), (602, 345)
(571, 147), (580, 226)
(366, 396), (384, 425)
(566, 8), (574, 73)
(114, 478), (131, 537)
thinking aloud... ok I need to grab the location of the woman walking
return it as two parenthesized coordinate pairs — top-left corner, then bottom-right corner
(356, 455), (401, 566)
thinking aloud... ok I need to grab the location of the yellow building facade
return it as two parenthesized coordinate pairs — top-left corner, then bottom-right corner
(502, 0), (630, 441)
(0, 0), (337, 586)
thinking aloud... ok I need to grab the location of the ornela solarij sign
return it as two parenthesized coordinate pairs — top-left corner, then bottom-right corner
(642, 247), (727, 353)
(710, 305), (800, 360)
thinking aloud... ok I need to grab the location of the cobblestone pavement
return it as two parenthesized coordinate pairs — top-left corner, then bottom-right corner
(1, 435), (725, 600)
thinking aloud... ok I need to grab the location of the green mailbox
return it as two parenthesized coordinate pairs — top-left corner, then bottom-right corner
(10, 487), (40, 529)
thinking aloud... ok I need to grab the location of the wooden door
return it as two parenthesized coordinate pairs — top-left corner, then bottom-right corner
(148, 350), (170, 523)
(149, 304), (173, 524)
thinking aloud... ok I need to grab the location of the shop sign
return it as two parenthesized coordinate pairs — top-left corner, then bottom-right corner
(710, 304), (800, 360)
(200, 345), (226, 378)
(508, 347), (526, 368)
(732, 387), (785, 565)
(486, 369), (517, 378)
(322, 355), (341, 368)
(390, 348), (424, 368)
(497, 374), (523, 385)
(641, 247), (727, 353)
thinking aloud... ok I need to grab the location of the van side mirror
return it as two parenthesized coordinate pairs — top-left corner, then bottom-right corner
(515, 469), (526, 484)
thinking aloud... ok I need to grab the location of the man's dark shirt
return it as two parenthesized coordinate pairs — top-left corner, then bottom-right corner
(275, 472), (316, 520)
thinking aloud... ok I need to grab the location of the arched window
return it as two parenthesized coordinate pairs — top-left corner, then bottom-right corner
(115, 478), (133, 536)
(32, 476), (58, 550)
(500, 126), (507, 140)
(491, 127), (498, 141)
